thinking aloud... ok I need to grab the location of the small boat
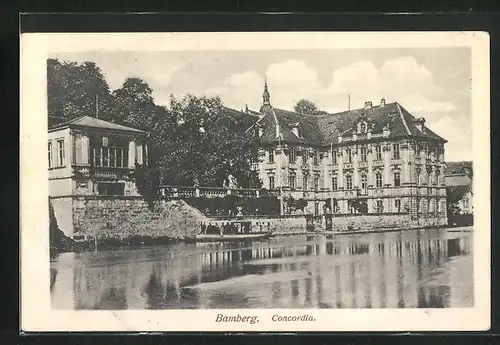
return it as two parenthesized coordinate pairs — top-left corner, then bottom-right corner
(197, 219), (274, 242)
(195, 231), (274, 242)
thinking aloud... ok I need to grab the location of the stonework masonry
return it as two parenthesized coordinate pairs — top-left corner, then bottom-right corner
(331, 213), (446, 232)
(51, 195), (447, 242)
(52, 196), (208, 240)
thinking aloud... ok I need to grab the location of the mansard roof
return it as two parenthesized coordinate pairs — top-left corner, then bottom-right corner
(316, 102), (446, 144)
(246, 101), (447, 146)
(49, 115), (147, 134)
(220, 106), (260, 130)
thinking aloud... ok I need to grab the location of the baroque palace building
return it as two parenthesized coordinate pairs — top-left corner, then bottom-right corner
(246, 81), (448, 222)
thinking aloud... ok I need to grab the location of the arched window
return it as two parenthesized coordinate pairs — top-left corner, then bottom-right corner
(360, 121), (367, 133)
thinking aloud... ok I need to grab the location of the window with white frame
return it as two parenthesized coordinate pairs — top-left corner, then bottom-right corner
(376, 200), (383, 213)
(361, 174), (367, 192)
(346, 175), (353, 190)
(376, 172), (383, 188)
(303, 175), (308, 190)
(92, 136), (127, 168)
(375, 145), (382, 160)
(314, 177), (319, 191)
(395, 199), (401, 212)
(393, 143), (400, 159)
(463, 198), (469, 208)
(346, 148), (352, 163)
(313, 150), (320, 166)
(332, 176), (338, 191)
(331, 149), (337, 164)
(360, 147), (367, 162)
(269, 176), (275, 189)
(289, 174), (296, 190)
(48, 141), (53, 168)
(289, 147), (296, 164)
(268, 148), (274, 163)
(360, 121), (367, 133)
(56, 139), (65, 167)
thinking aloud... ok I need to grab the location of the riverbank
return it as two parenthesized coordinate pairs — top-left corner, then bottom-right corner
(323, 224), (471, 236)
(49, 201), (74, 256)
(67, 225), (471, 253)
(50, 195), (450, 253)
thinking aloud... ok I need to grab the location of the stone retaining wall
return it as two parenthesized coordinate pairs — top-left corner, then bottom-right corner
(71, 197), (208, 241)
(50, 195), (447, 243)
(332, 213), (447, 232)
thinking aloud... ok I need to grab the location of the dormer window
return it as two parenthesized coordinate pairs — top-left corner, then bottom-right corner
(290, 122), (302, 138)
(360, 122), (367, 133)
(414, 117), (426, 132)
(253, 124), (264, 138)
(357, 120), (368, 134)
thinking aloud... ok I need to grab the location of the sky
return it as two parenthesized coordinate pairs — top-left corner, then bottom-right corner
(52, 47), (471, 161)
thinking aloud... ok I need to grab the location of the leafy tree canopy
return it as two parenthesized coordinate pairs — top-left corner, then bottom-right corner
(47, 59), (114, 125)
(47, 58), (262, 190)
(293, 99), (328, 116)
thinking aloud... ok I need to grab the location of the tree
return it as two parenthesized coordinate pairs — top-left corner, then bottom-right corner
(47, 59), (114, 125)
(283, 196), (295, 214)
(153, 94), (262, 188)
(293, 99), (328, 115)
(110, 77), (156, 129)
(351, 199), (368, 214)
(295, 198), (308, 212)
(48, 58), (263, 192)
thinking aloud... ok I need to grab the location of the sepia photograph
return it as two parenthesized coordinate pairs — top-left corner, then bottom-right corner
(20, 31), (490, 332)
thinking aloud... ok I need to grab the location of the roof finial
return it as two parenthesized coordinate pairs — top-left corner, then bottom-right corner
(263, 75), (270, 105)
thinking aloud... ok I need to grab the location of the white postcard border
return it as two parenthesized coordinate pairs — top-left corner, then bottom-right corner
(20, 31), (490, 332)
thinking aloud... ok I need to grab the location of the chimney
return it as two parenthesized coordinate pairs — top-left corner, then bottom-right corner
(380, 98), (386, 107)
(364, 101), (372, 110)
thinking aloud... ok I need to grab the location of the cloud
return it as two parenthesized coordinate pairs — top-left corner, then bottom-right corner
(207, 56), (456, 115)
(205, 71), (264, 109)
(205, 56), (466, 159)
(326, 56), (455, 113)
(429, 116), (472, 161)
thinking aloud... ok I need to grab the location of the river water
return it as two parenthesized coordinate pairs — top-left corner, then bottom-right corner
(50, 228), (473, 309)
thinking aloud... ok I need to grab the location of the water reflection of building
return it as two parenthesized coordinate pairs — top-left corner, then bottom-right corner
(50, 232), (472, 310)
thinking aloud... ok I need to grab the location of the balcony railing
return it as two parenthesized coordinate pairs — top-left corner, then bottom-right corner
(73, 165), (132, 180)
(156, 185), (280, 198)
(155, 184), (447, 201)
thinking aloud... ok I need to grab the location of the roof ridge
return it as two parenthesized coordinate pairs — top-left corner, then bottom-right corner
(271, 107), (281, 139)
(396, 103), (412, 135)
